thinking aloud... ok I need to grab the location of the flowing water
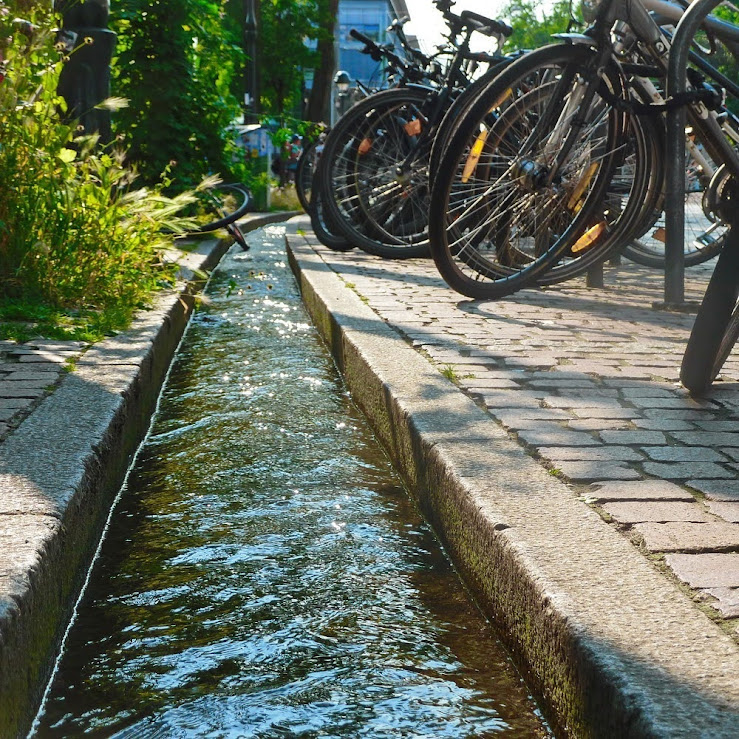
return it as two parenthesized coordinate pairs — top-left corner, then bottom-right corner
(34, 225), (550, 738)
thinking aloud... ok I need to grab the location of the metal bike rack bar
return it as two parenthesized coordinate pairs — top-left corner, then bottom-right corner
(663, 0), (724, 307)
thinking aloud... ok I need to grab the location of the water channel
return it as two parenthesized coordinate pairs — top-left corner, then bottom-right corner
(33, 225), (550, 738)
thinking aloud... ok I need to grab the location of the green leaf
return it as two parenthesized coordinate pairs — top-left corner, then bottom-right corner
(57, 148), (77, 163)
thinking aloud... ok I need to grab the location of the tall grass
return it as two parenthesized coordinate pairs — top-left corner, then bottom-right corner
(0, 6), (197, 336)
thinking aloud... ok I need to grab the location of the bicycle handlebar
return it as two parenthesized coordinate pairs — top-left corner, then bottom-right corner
(350, 28), (410, 71)
(459, 9), (513, 38)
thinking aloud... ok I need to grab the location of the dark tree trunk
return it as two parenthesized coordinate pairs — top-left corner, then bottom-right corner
(305, 0), (338, 123)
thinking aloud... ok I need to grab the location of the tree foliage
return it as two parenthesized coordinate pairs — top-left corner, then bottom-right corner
(111, 0), (245, 189)
(258, 0), (318, 116)
(501, 0), (575, 52)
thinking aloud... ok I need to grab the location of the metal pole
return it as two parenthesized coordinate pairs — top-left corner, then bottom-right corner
(244, 0), (259, 120)
(54, 0), (115, 143)
(663, 0), (724, 308)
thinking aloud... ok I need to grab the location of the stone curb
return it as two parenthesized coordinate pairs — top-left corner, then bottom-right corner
(0, 212), (296, 738)
(284, 216), (739, 738)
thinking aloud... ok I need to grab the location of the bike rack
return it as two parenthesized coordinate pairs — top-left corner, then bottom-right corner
(662, 0), (724, 308)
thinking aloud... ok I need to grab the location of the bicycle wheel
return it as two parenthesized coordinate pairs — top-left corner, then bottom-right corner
(194, 183), (251, 232)
(429, 44), (625, 299)
(429, 59), (512, 188)
(296, 138), (320, 211)
(622, 142), (727, 269)
(320, 86), (434, 259)
(681, 225), (739, 395)
(535, 110), (661, 285)
(308, 175), (355, 252)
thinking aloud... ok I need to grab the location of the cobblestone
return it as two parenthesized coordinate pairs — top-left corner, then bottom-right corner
(642, 446), (728, 462)
(635, 522), (739, 552)
(599, 430), (668, 445)
(686, 480), (739, 501)
(587, 480), (695, 502)
(603, 501), (714, 524)
(643, 462), (737, 479)
(666, 553), (739, 588)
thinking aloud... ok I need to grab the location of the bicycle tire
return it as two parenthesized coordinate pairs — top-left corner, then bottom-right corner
(429, 59), (512, 188)
(319, 86), (434, 259)
(428, 44), (625, 300)
(308, 177), (355, 252)
(680, 226), (739, 394)
(296, 139), (319, 211)
(194, 183), (251, 233)
(535, 110), (661, 285)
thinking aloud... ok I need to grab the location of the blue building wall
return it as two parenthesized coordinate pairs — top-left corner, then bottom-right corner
(337, 0), (393, 86)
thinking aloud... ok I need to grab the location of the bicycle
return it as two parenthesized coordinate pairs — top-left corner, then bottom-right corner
(427, 0), (739, 299)
(313, 1), (512, 258)
(189, 181), (252, 251)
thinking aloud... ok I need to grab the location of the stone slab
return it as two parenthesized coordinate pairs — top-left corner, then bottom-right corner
(707, 501), (739, 523)
(666, 554), (739, 588)
(603, 502), (714, 524)
(635, 522), (739, 552)
(587, 480), (695, 502)
(704, 588), (739, 618)
(687, 480), (739, 502)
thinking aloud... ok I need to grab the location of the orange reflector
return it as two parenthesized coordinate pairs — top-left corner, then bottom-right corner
(358, 138), (372, 155)
(490, 87), (513, 112)
(652, 226), (666, 243)
(571, 221), (606, 254)
(461, 128), (489, 183)
(404, 118), (422, 136)
(567, 162), (599, 211)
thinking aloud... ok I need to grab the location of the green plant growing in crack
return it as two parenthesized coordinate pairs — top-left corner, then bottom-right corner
(441, 365), (458, 382)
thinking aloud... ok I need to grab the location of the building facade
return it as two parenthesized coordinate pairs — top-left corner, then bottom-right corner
(336, 0), (411, 87)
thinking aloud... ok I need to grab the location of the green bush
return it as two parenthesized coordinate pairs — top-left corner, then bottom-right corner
(0, 8), (197, 338)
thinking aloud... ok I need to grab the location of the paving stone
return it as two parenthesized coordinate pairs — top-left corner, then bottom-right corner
(665, 553), (739, 588)
(3, 363), (61, 373)
(544, 396), (622, 409)
(0, 398), (33, 411)
(538, 446), (644, 461)
(0, 387), (46, 400)
(17, 354), (66, 363)
(599, 430), (667, 445)
(672, 431), (739, 447)
(556, 461), (640, 482)
(706, 501), (739, 523)
(631, 418), (695, 431)
(571, 407), (636, 419)
(567, 418), (630, 431)
(493, 409), (571, 424)
(514, 425), (599, 448)
(643, 409), (715, 420)
(694, 420), (739, 431)
(481, 391), (547, 409)
(643, 462), (735, 479)
(634, 522), (739, 552)
(527, 379), (601, 388)
(602, 501), (713, 524)
(703, 587), (739, 617)
(626, 397), (706, 409)
(620, 387), (683, 398)
(587, 480), (695, 502)
(686, 479), (739, 501)
(717, 448), (739, 463)
(641, 446), (728, 463)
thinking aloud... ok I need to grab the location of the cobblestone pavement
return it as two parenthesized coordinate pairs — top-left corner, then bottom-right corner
(298, 236), (739, 634)
(0, 339), (88, 441)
